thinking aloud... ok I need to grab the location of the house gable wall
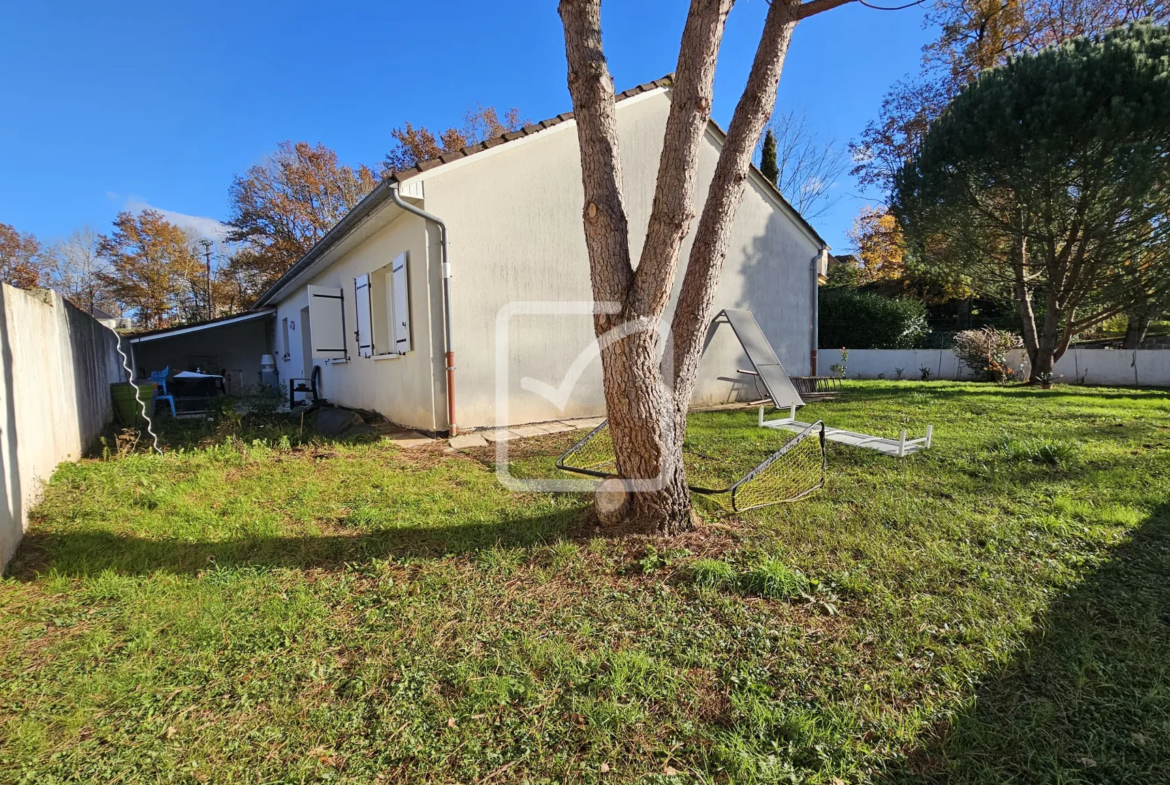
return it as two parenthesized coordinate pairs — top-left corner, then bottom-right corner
(422, 90), (820, 428)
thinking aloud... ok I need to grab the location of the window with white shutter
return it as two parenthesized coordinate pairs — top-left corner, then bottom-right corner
(391, 252), (412, 354)
(354, 274), (373, 357)
(306, 285), (347, 359)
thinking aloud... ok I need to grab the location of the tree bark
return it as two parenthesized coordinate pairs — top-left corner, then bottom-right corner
(1026, 290), (1066, 382)
(559, 0), (731, 534)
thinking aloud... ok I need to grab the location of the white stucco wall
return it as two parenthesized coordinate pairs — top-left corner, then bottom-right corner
(268, 88), (822, 431)
(1, 286), (122, 569)
(821, 348), (1170, 386)
(423, 90), (822, 428)
(272, 212), (447, 431)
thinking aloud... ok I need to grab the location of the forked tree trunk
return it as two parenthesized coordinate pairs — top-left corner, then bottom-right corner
(668, 0), (805, 435)
(559, 0), (854, 534)
(1021, 290), (1078, 383)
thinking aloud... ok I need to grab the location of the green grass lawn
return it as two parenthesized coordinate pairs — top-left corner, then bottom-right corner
(2, 382), (1168, 784)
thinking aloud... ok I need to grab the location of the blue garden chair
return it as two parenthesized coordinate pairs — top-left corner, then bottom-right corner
(149, 367), (177, 417)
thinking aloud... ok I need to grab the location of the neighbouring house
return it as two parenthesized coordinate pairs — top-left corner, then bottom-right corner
(136, 77), (830, 433)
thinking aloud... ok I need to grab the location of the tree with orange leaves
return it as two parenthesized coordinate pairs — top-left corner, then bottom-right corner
(848, 206), (905, 284)
(97, 210), (200, 330)
(227, 141), (378, 300)
(0, 222), (44, 289)
(382, 105), (524, 174)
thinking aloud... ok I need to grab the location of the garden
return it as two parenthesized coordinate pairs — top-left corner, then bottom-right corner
(2, 382), (1168, 783)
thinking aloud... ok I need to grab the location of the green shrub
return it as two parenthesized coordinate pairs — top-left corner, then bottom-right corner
(688, 558), (737, 589)
(818, 288), (929, 350)
(740, 559), (810, 599)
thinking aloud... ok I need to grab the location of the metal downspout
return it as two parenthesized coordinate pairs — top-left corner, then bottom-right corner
(389, 181), (457, 436)
(811, 249), (824, 376)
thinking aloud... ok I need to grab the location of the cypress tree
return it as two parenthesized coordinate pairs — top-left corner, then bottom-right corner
(760, 128), (779, 186)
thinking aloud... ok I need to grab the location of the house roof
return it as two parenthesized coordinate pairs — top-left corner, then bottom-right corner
(382, 76), (676, 183)
(253, 75), (827, 308)
(128, 309), (275, 344)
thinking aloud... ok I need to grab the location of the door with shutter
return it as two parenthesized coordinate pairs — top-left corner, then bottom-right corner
(392, 253), (411, 353)
(307, 285), (347, 359)
(354, 274), (373, 357)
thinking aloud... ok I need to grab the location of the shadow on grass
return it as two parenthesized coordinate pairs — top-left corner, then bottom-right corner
(894, 383), (1169, 403)
(884, 501), (1170, 784)
(9, 508), (583, 581)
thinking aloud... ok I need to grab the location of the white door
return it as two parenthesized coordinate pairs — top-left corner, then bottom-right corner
(307, 285), (347, 360)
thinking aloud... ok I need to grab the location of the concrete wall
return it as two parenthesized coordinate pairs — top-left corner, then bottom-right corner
(0, 286), (122, 569)
(820, 347), (1170, 386)
(132, 318), (274, 395)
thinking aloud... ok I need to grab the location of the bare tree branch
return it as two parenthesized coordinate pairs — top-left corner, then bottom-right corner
(757, 108), (849, 218)
(797, 0), (861, 20)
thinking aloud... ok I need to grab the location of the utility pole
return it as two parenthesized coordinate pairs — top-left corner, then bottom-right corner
(199, 239), (214, 321)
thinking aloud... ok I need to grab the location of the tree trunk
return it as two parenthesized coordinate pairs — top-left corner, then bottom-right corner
(669, 0), (804, 435)
(1123, 304), (1153, 350)
(559, 0), (854, 534)
(559, 0), (732, 535)
(1026, 292), (1065, 383)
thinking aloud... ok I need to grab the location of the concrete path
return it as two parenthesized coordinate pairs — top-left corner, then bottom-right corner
(448, 417), (605, 450)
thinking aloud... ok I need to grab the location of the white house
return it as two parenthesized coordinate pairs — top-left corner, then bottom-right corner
(136, 77), (830, 434)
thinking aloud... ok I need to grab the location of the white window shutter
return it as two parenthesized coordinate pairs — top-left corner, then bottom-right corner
(307, 285), (347, 359)
(354, 274), (373, 358)
(392, 253), (411, 353)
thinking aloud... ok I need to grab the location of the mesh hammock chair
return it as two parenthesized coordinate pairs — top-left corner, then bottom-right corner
(556, 418), (826, 512)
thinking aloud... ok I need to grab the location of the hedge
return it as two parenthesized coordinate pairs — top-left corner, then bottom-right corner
(818, 288), (929, 350)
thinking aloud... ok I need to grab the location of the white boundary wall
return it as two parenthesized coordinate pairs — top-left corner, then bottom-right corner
(821, 347), (1170, 387)
(0, 286), (122, 569)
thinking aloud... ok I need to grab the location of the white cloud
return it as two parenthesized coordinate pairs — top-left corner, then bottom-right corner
(122, 197), (232, 244)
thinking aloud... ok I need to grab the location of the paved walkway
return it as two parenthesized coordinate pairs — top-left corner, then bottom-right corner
(447, 417), (605, 450)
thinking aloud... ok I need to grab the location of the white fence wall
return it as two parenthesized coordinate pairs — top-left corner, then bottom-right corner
(1, 286), (122, 569)
(821, 347), (1170, 387)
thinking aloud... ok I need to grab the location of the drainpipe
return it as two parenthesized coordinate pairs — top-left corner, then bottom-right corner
(810, 248), (826, 376)
(389, 181), (457, 436)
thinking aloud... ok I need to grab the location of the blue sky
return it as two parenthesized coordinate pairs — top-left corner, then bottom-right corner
(0, 0), (934, 253)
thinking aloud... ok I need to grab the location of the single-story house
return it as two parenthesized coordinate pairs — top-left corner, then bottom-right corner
(135, 76), (830, 433)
